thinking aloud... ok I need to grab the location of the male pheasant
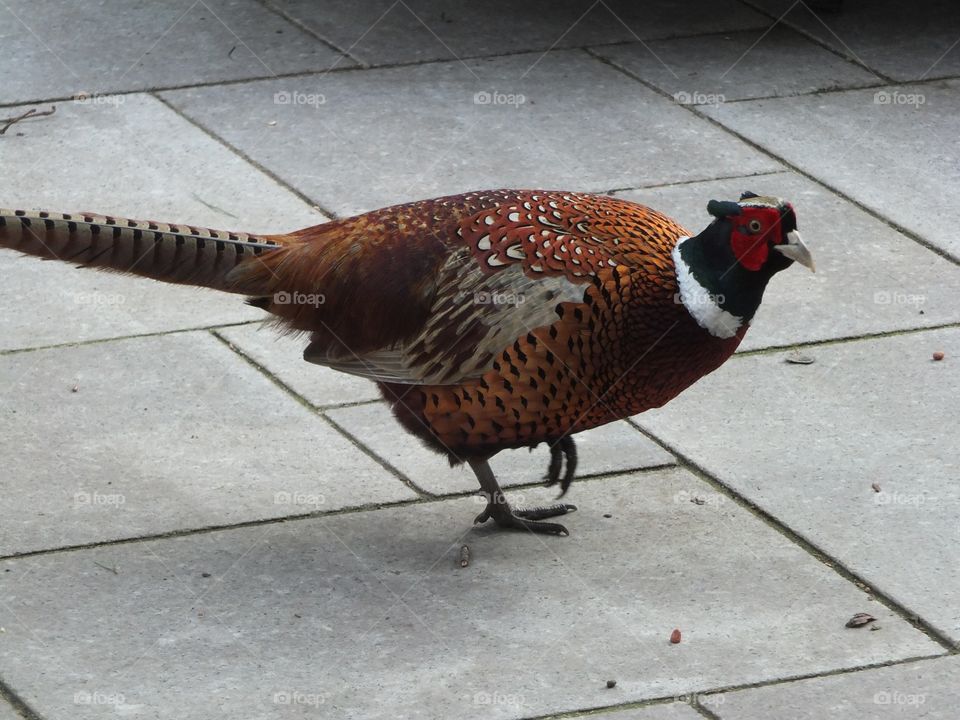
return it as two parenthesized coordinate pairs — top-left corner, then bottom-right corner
(0, 190), (813, 535)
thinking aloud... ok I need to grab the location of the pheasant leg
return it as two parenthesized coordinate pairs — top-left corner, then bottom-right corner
(469, 459), (576, 536)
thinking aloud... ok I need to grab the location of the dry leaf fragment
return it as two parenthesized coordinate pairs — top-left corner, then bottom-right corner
(785, 352), (815, 365)
(845, 612), (877, 628)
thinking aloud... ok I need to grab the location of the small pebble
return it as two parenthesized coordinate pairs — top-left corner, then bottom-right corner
(933, 351), (945, 361)
(606, 680), (617, 689)
(603, 513), (613, 519)
(201, 572), (211, 578)
(785, 352), (815, 365)
(670, 628), (681, 644)
(871, 483), (881, 493)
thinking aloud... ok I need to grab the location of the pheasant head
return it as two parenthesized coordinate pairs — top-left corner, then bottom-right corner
(672, 191), (815, 339)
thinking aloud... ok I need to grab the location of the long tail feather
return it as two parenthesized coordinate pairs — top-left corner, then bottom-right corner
(0, 208), (285, 293)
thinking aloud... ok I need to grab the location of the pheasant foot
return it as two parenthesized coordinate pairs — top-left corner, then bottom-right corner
(473, 490), (576, 535)
(469, 458), (576, 536)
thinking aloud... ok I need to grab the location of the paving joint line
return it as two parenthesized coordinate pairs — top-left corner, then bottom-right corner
(150, 92), (341, 220)
(256, 0), (363, 65)
(736, 0), (893, 82)
(604, 169), (785, 195)
(584, 47), (960, 268)
(315, 397), (383, 411)
(320, 409), (435, 498)
(627, 421), (957, 651)
(6, 26), (953, 112)
(0, 54), (951, 113)
(0, 46), (559, 111)
(713, 80), (885, 104)
(735, 321), (960, 357)
(208, 328), (433, 497)
(519, 651), (950, 719)
(0, 319), (263, 357)
(0, 678), (43, 720)
(0, 462), (677, 562)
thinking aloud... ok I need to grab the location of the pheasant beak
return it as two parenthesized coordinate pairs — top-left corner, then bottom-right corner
(774, 230), (815, 272)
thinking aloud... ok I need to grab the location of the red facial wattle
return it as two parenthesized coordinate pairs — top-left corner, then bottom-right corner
(729, 207), (782, 271)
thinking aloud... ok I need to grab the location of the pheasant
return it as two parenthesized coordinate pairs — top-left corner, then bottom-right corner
(0, 190), (813, 535)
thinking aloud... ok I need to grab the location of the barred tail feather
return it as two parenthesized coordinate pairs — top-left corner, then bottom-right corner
(0, 208), (286, 293)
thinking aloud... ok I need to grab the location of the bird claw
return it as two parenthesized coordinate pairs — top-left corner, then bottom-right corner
(543, 436), (578, 496)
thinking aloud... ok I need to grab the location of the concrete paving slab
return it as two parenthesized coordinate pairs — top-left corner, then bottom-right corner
(161, 51), (782, 217)
(273, 0), (769, 66)
(217, 323), (380, 408)
(326, 401), (675, 495)
(748, 0), (960, 82)
(0, 93), (325, 351)
(0, 0), (348, 105)
(635, 327), (960, 642)
(615, 172), (960, 351)
(702, 81), (960, 262)
(0, 470), (940, 720)
(0, 331), (415, 557)
(594, 26), (878, 103)
(715, 655), (960, 719)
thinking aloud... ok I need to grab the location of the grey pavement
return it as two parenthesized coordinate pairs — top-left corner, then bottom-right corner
(270, 0), (770, 66)
(593, 26), (881, 102)
(636, 328), (960, 643)
(1, 1), (958, 719)
(160, 51), (782, 216)
(748, 0), (960, 82)
(0, 471), (942, 719)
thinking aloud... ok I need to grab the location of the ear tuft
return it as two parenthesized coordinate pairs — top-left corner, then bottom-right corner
(707, 200), (742, 218)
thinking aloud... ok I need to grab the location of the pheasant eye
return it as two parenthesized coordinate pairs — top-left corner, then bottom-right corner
(748, 219), (762, 233)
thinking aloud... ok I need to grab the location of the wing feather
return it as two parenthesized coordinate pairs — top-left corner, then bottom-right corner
(271, 190), (687, 385)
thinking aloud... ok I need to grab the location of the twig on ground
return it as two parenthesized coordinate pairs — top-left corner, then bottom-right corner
(0, 106), (57, 136)
(93, 561), (119, 575)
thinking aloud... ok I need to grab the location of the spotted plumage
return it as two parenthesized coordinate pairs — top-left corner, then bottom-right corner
(0, 188), (813, 536)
